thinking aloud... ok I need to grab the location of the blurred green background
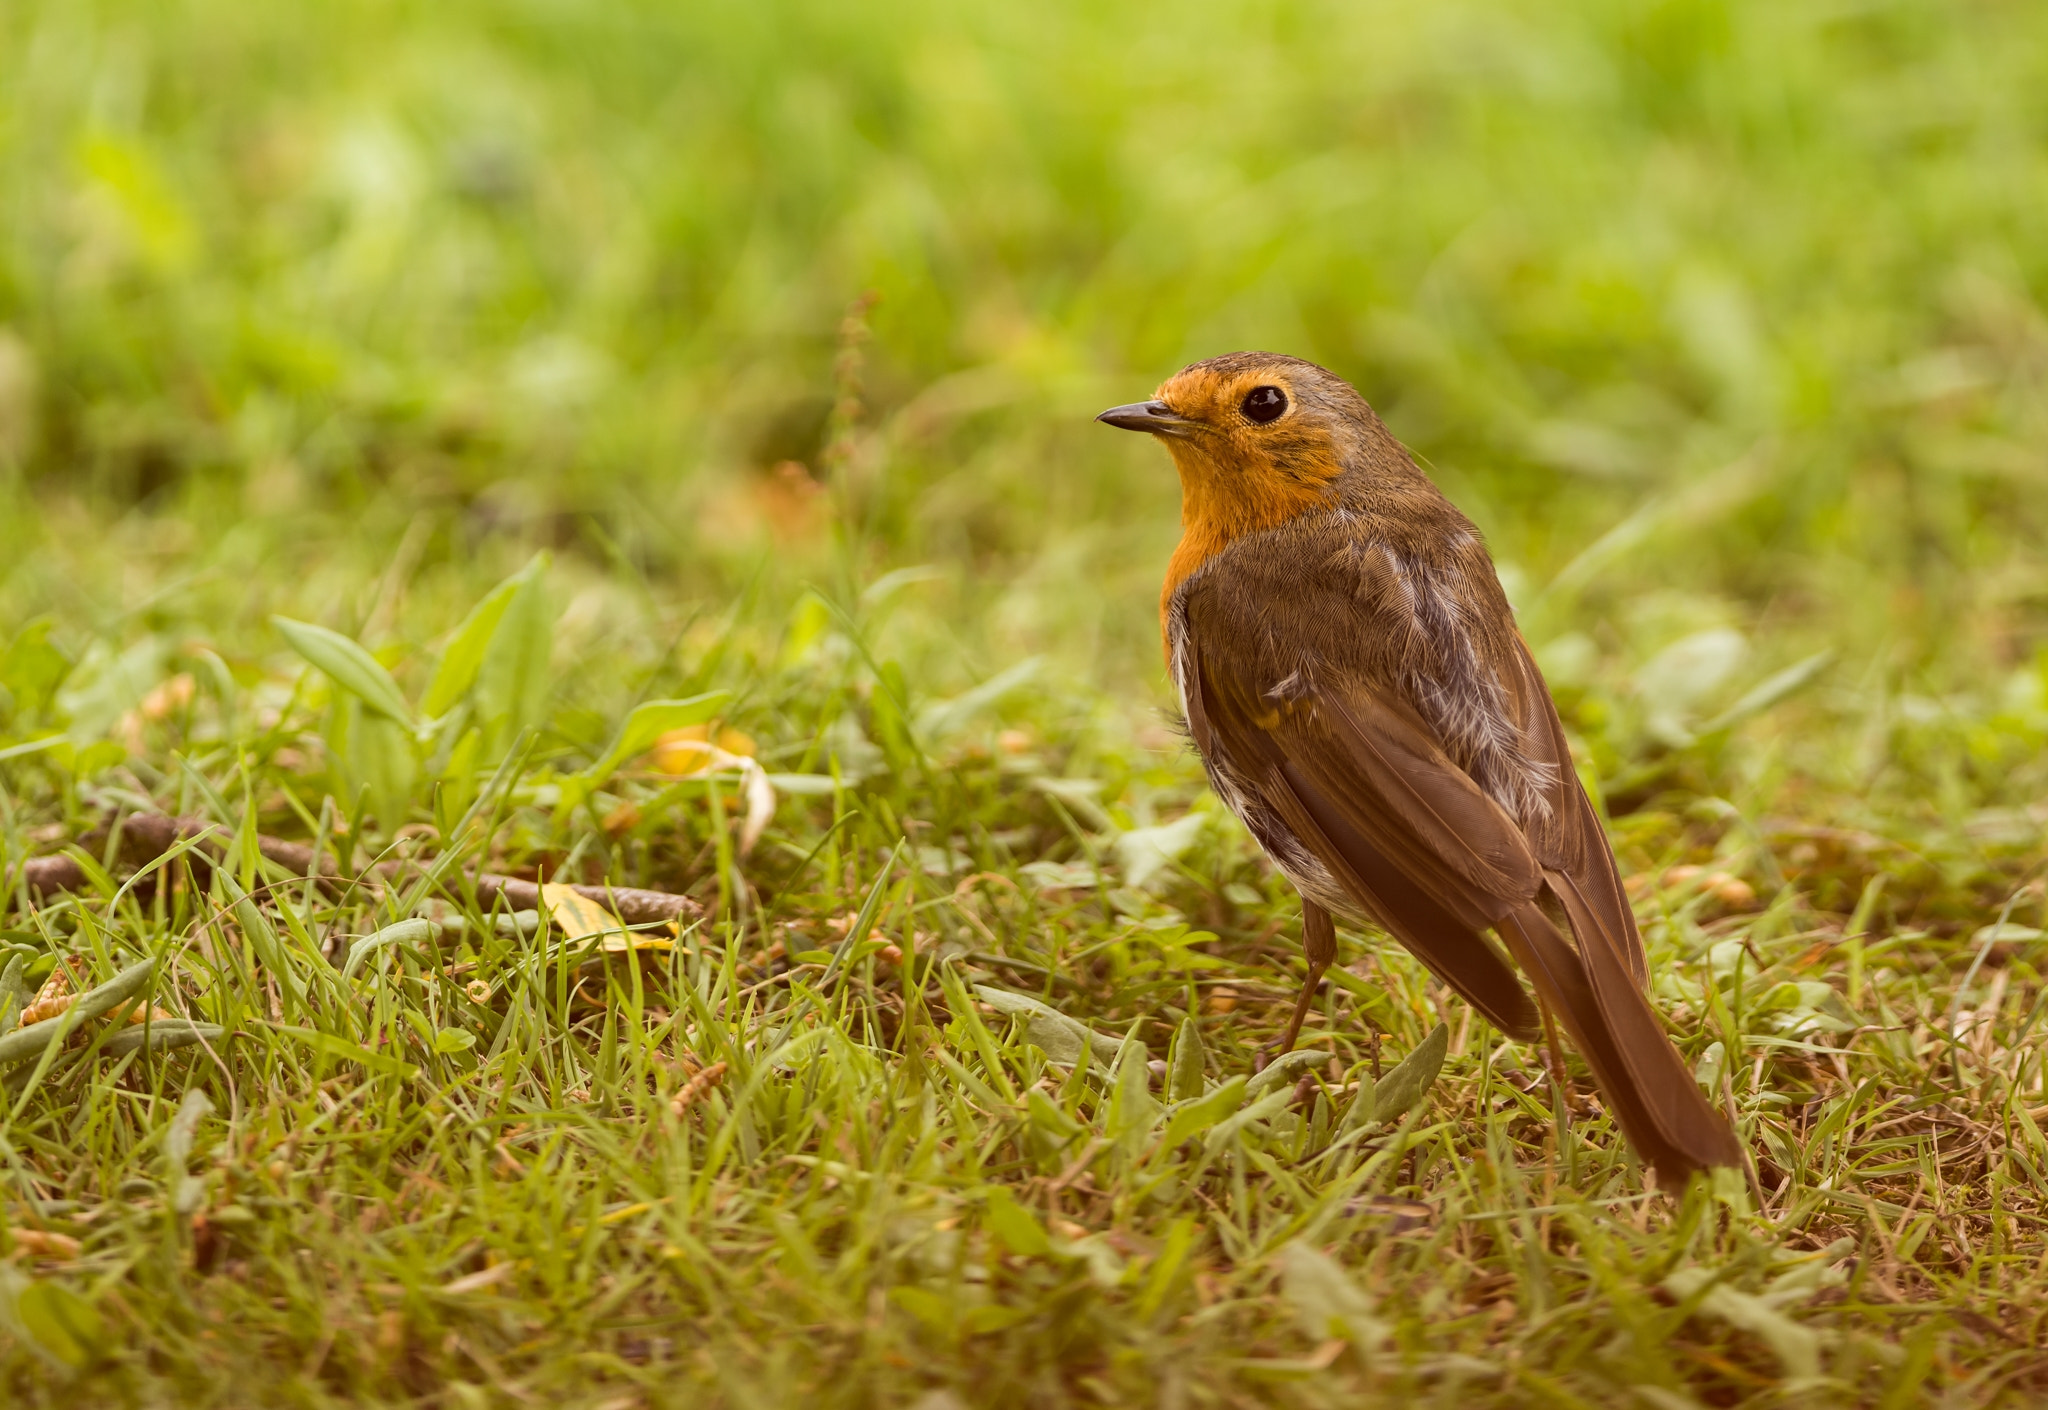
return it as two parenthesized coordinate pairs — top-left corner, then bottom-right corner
(3, 0), (2046, 817)
(5, 5), (2048, 1396)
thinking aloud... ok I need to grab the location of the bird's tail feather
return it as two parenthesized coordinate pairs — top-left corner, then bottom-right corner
(1494, 896), (1742, 1181)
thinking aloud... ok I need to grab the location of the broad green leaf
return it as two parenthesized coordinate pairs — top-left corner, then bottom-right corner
(974, 984), (1120, 1067)
(1105, 1035), (1160, 1144)
(1134, 1217), (1198, 1321)
(1244, 1047), (1326, 1099)
(474, 554), (553, 756)
(1280, 1241), (1385, 1363)
(15, 1280), (104, 1368)
(1340, 1073), (1377, 1133)
(354, 709), (418, 830)
(584, 692), (733, 786)
(1201, 1084), (1292, 1153)
(1026, 1088), (1084, 1141)
(1114, 811), (1207, 890)
(962, 1304), (1033, 1333)
(0, 958), (158, 1066)
(99, 1021), (223, 1058)
(1160, 1075), (1247, 1149)
(914, 655), (1040, 739)
(778, 592), (833, 669)
(983, 1186), (1052, 1257)
(1166, 1015), (1206, 1101)
(1, 619), (71, 719)
(272, 616), (414, 726)
(1663, 1267), (1820, 1379)
(435, 1027), (477, 1054)
(341, 918), (437, 980)
(888, 1286), (954, 1332)
(420, 568), (524, 717)
(1372, 1022), (1449, 1124)
(0, 953), (27, 1038)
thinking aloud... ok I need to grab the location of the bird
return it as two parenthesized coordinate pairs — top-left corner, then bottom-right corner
(1097, 352), (1742, 1182)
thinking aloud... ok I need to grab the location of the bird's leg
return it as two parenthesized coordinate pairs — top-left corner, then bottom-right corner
(1262, 899), (1336, 1068)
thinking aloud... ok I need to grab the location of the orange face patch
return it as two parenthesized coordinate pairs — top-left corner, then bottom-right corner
(1152, 363), (1348, 641)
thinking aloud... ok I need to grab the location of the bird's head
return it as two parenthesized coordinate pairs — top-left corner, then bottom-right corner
(1097, 353), (1398, 533)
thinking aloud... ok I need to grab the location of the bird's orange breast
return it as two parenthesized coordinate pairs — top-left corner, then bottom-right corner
(1158, 456), (1333, 655)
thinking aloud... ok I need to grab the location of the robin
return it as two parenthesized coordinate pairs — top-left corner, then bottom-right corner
(1098, 352), (1741, 1181)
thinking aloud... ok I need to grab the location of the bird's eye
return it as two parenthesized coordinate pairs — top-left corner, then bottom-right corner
(1241, 385), (1287, 423)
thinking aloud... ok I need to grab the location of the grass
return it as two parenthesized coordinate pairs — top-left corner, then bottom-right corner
(3, 0), (2048, 1403)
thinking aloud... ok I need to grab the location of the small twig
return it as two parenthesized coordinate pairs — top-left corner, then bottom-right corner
(12, 813), (703, 926)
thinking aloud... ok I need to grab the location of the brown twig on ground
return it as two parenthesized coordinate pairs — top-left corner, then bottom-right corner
(9, 813), (702, 926)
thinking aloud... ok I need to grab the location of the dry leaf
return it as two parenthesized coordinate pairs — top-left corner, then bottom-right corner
(440, 1262), (517, 1295)
(9, 1229), (82, 1261)
(650, 724), (756, 775)
(141, 673), (197, 720)
(646, 724), (777, 857)
(539, 883), (675, 956)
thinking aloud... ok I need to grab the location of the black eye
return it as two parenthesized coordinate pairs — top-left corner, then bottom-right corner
(1241, 385), (1287, 423)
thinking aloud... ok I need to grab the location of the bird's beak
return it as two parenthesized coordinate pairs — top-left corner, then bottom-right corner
(1095, 400), (1195, 435)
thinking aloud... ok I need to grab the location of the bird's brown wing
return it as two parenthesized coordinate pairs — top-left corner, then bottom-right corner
(1181, 634), (1542, 1040)
(1181, 588), (1741, 1178)
(1497, 635), (1745, 1174)
(1504, 635), (1649, 987)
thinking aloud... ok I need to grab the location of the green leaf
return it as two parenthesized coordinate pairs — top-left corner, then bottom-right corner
(1372, 1022), (1449, 1124)
(1280, 1240), (1385, 1362)
(341, 918), (438, 980)
(100, 1021), (224, 1058)
(1134, 1216), (1198, 1321)
(434, 1027), (477, 1054)
(1201, 1085), (1294, 1154)
(473, 554), (553, 756)
(420, 570), (523, 717)
(888, 1285), (954, 1332)
(1026, 1088), (1084, 1142)
(1166, 1015), (1206, 1101)
(1697, 649), (1835, 735)
(0, 619), (71, 720)
(1341, 1074), (1377, 1133)
(0, 958), (158, 1066)
(870, 658), (915, 766)
(962, 1304), (1033, 1333)
(583, 691), (734, 786)
(1160, 1074), (1247, 1149)
(0, 953), (26, 1039)
(273, 1024), (420, 1079)
(1663, 1267), (1820, 1379)
(14, 1280), (105, 1368)
(1244, 1047), (1326, 1099)
(354, 710), (418, 830)
(983, 1186), (1052, 1258)
(1105, 1035), (1160, 1144)
(973, 984), (1121, 1067)
(272, 616), (415, 726)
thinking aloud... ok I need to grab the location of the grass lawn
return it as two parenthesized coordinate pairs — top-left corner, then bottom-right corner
(3, 0), (2048, 1403)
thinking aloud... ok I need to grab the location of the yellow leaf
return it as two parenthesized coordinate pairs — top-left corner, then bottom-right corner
(541, 883), (620, 941)
(650, 723), (755, 776)
(539, 882), (675, 956)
